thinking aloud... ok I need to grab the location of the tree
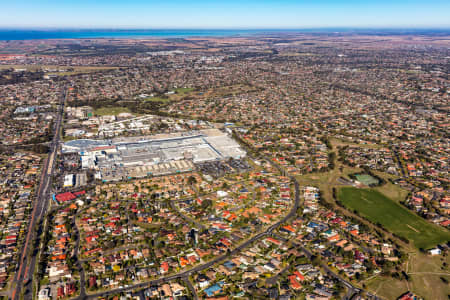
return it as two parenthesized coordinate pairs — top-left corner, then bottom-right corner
(311, 255), (321, 266)
(31, 144), (49, 154)
(187, 175), (197, 185)
(201, 199), (213, 210)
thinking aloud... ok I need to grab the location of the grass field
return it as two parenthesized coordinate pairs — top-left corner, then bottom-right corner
(144, 96), (171, 103)
(372, 174), (409, 203)
(142, 88), (195, 103)
(296, 164), (361, 203)
(175, 87), (194, 94)
(131, 221), (162, 230)
(366, 276), (409, 300)
(338, 187), (450, 249)
(62, 136), (77, 142)
(410, 274), (450, 300)
(367, 252), (450, 300)
(408, 252), (450, 274)
(94, 106), (131, 116)
(329, 137), (384, 149)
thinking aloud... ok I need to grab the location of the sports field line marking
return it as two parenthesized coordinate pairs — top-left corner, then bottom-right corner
(361, 196), (373, 204)
(406, 224), (420, 233)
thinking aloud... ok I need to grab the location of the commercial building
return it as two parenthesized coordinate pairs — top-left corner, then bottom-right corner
(62, 129), (246, 182)
(63, 174), (75, 188)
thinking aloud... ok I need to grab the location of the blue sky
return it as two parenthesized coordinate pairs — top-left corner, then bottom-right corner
(1, 0), (449, 28)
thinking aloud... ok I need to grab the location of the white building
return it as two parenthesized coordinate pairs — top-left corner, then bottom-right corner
(63, 174), (75, 188)
(429, 248), (442, 256)
(38, 287), (51, 300)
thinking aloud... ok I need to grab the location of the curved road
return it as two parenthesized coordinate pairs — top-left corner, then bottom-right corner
(75, 153), (300, 299)
(169, 200), (206, 231)
(73, 132), (377, 300)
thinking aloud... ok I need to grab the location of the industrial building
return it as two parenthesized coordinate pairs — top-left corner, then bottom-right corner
(62, 129), (246, 182)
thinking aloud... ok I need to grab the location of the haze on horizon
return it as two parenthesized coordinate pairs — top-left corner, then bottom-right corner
(1, 0), (450, 29)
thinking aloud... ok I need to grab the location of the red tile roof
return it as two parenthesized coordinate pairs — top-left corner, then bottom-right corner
(55, 192), (76, 202)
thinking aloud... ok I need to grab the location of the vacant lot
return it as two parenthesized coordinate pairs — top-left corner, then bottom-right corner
(94, 106), (131, 116)
(144, 96), (171, 103)
(338, 187), (450, 249)
(367, 251), (450, 299)
(175, 87), (194, 94)
(366, 276), (409, 300)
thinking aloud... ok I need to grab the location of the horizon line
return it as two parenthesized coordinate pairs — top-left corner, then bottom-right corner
(1, 26), (450, 31)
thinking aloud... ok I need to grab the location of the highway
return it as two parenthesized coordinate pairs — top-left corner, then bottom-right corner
(12, 87), (66, 300)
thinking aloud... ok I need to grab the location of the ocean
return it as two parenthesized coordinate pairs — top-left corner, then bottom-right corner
(0, 28), (448, 41)
(0, 29), (282, 41)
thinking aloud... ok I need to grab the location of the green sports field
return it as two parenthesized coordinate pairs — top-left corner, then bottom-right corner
(338, 187), (450, 249)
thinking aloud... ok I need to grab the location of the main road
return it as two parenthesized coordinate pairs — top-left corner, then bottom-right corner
(12, 87), (66, 300)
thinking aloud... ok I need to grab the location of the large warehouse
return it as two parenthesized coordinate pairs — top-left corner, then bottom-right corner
(62, 129), (246, 181)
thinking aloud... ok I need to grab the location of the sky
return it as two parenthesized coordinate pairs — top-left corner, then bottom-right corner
(1, 0), (450, 29)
